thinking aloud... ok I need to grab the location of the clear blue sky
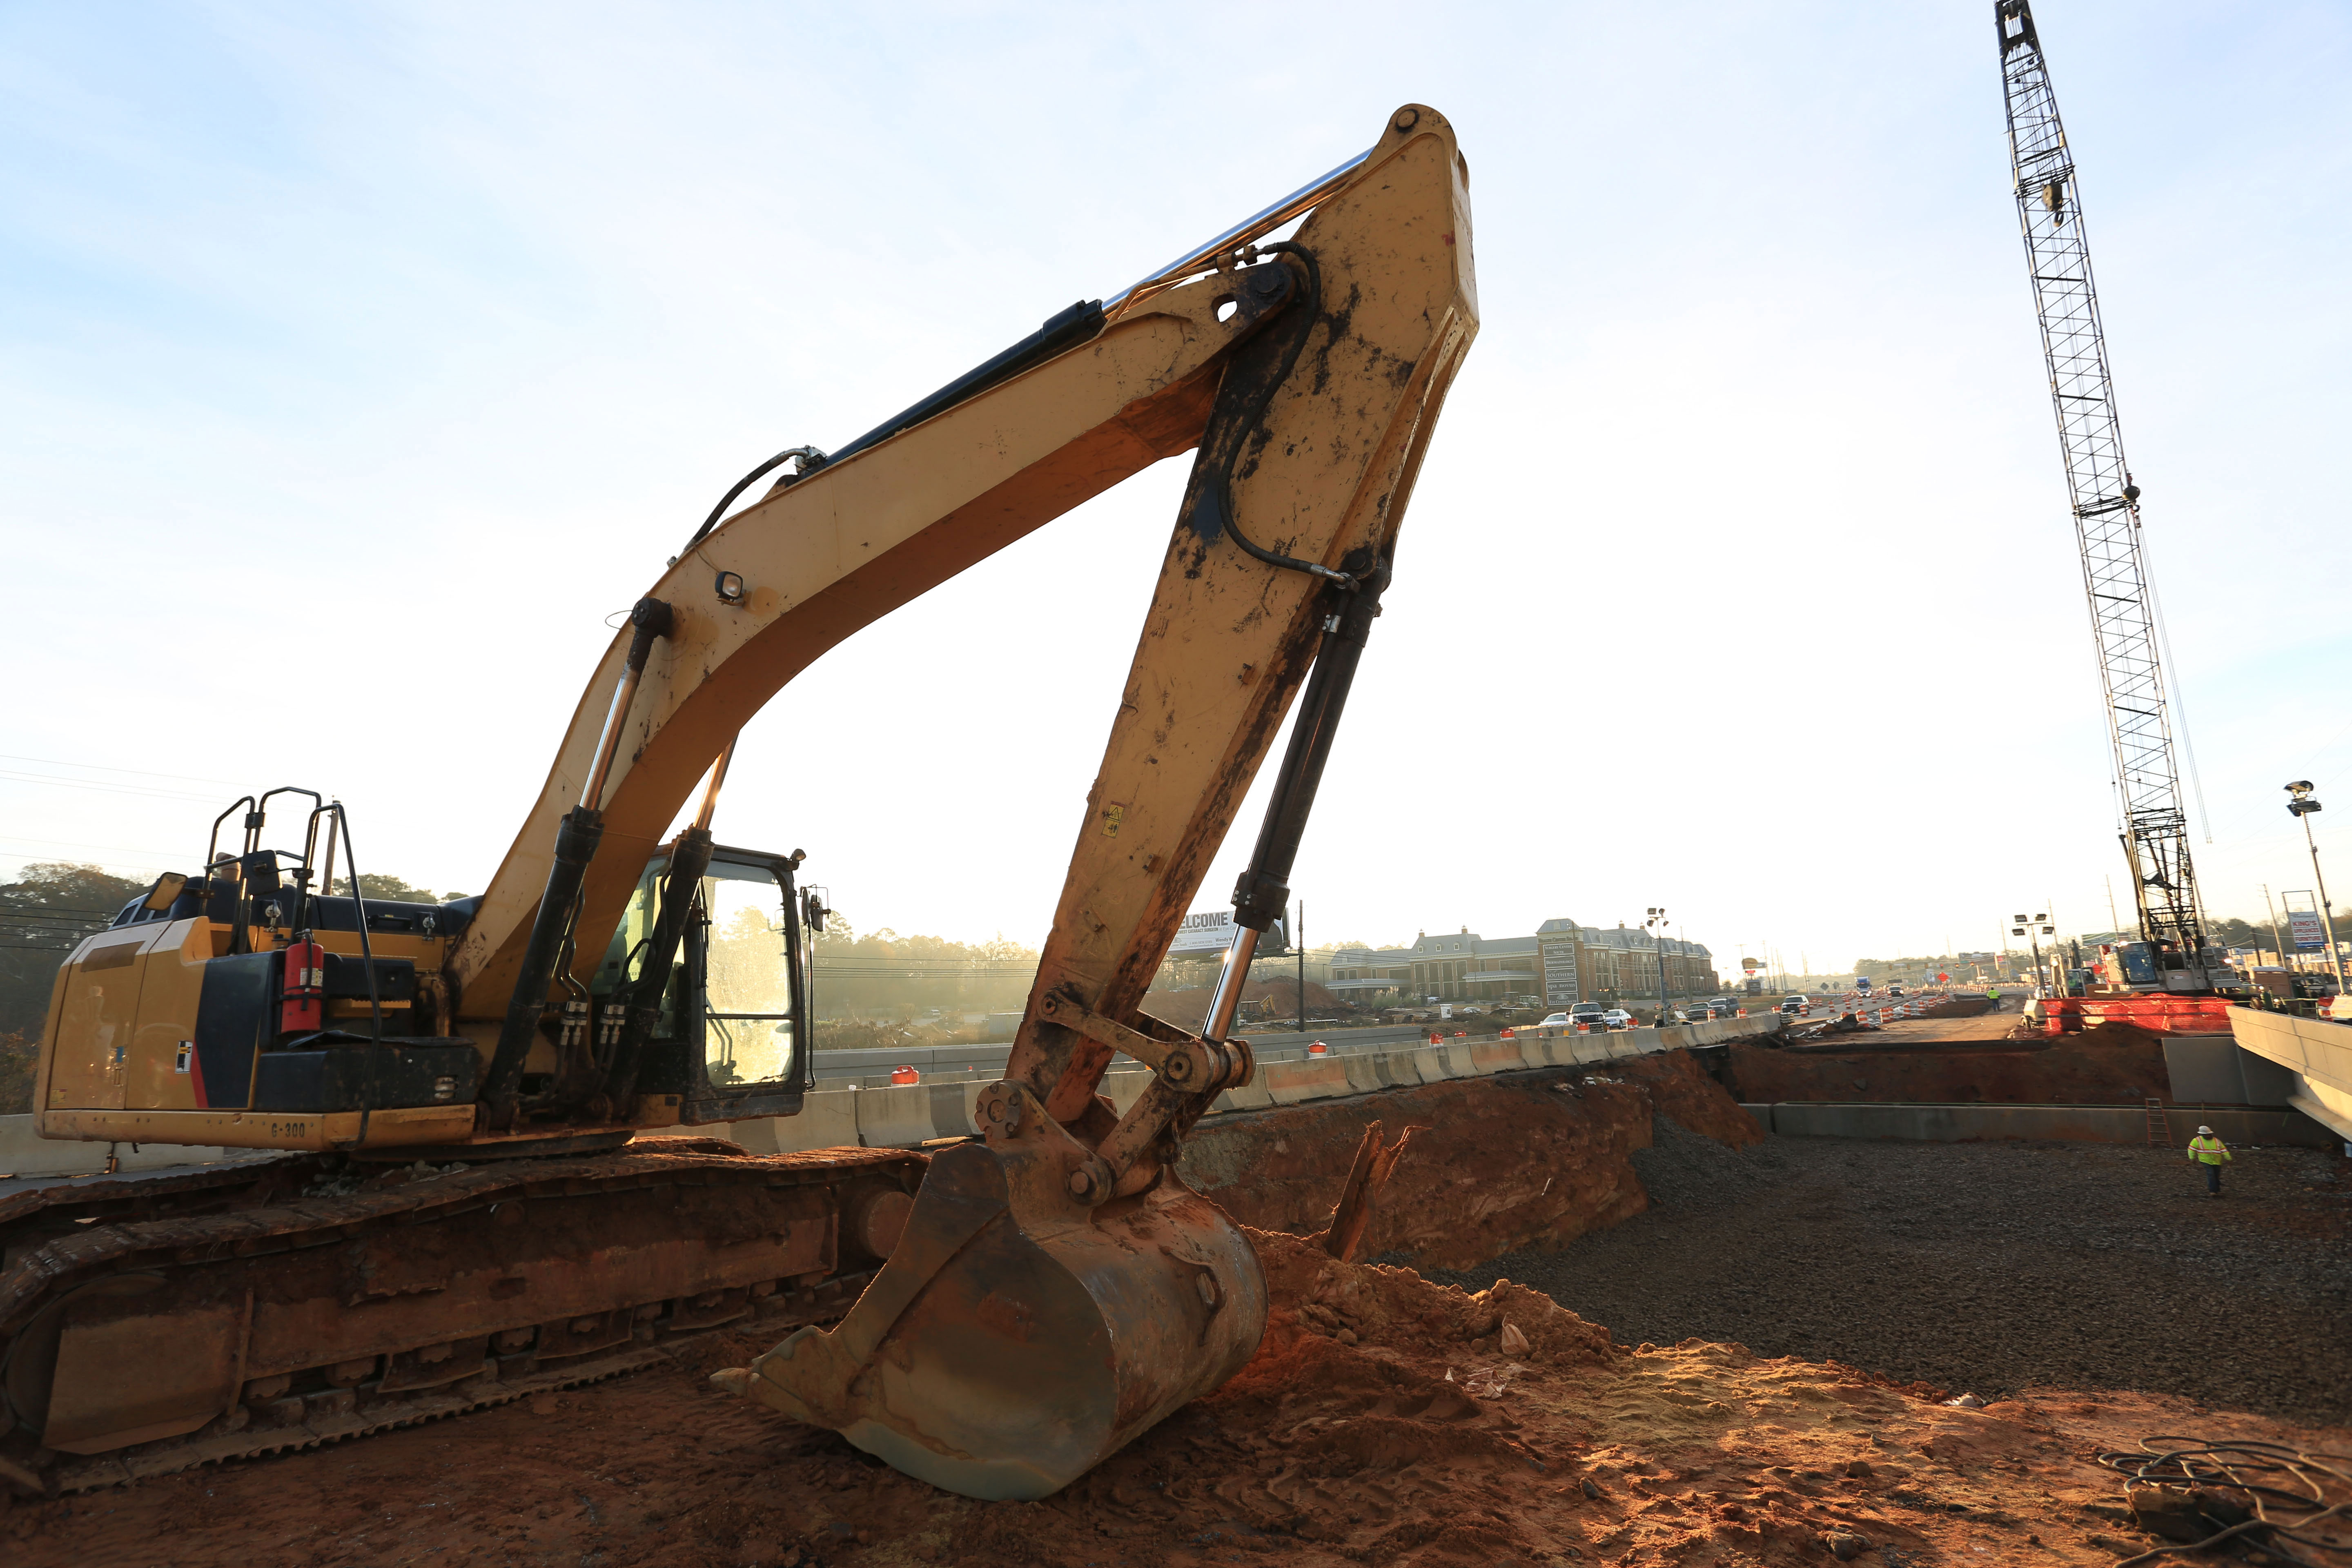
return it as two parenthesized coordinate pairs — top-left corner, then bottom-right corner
(3, 1), (2347, 968)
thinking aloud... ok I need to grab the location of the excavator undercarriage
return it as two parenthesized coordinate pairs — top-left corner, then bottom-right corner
(1, 1144), (920, 1494)
(6, 102), (1477, 1502)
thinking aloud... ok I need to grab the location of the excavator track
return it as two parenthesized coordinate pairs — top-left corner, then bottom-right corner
(0, 1142), (922, 1497)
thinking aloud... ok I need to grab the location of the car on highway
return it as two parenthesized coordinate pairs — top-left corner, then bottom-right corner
(1539, 1011), (1572, 1027)
(1705, 998), (1738, 1018)
(1778, 994), (1810, 1014)
(1601, 1009), (1634, 1029)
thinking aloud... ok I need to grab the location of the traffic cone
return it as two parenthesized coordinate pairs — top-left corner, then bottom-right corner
(890, 1065), (920, 1085)
(1308, 1040), (1329, 1056)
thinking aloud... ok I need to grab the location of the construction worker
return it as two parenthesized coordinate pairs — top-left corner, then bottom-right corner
(1986, 988), (2002, 1008)
(2187, 1125), (2232, 1197)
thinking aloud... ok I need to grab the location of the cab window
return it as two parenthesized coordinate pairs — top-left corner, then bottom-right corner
(701, 860), (796, 1087)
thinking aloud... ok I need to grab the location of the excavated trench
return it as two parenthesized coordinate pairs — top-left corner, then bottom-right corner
(1725, 1022), (2178, 1106)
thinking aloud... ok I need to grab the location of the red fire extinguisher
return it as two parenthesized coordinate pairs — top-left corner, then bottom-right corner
(282, 935), (325, 1034)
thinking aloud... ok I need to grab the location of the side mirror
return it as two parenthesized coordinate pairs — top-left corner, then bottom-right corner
(143, 871), (188, 912)
(803, 889), (828, 931)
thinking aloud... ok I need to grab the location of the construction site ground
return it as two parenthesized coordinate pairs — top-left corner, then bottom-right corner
(1826, 1004), (2027, 1046)
(7, 1057), (2347, 1568)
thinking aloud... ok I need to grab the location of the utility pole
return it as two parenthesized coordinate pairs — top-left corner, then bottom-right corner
(2263, 884), (2287, 972)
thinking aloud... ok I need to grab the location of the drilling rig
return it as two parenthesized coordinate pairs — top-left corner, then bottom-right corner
(1996, 0), (2232, 1018)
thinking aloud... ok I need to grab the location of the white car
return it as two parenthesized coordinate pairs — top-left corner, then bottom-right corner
(1602, 1009), (1634, 1029)
(1539, 1012), (1572, 1027)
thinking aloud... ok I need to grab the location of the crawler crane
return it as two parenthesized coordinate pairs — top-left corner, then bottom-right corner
(1996, 2), (2230, 1019)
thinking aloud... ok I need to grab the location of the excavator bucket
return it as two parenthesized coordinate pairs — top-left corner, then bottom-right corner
(717, 1142), (1263, 1499)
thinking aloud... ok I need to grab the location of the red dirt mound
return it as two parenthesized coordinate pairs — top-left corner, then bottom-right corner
(1183, 1048), (1758, 1270)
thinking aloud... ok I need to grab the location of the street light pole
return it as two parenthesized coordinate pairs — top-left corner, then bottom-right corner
(2285, 783), (2347, 992)
(2010, 909), (2056, 998)
(1645, 907), (1670, 1025)
(1297, 899), (1307, 1036)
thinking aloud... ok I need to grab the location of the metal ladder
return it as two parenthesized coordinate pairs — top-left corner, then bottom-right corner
(2145, 1098), (2168, 1147)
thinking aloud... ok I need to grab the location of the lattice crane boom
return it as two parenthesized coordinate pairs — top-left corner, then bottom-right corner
(1997, 0), (2209, 977)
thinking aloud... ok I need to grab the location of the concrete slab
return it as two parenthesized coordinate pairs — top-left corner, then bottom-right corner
(2162, 1036), (2299, 1108)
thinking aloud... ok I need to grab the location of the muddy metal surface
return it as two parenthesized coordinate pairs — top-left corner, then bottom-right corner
(1727, 1027), (2176, 1105)
(1432, 1124), (2352, 1428)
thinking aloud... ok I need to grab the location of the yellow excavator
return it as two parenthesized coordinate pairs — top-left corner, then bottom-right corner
(2, 104), (1476, 1502)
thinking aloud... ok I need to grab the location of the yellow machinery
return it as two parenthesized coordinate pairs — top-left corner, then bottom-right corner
(2, 105), (1476, 1501)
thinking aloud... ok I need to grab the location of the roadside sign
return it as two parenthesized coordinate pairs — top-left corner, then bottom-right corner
(2290, 909), (2327, 952)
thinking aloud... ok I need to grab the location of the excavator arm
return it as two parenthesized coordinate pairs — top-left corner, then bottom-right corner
(461, 103), (1476, 1499)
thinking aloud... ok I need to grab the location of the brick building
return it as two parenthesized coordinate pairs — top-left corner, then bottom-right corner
(1329, 920), (1717, 1008)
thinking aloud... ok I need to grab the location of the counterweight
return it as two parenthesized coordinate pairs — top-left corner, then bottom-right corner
(1997, 1), (2205, 961)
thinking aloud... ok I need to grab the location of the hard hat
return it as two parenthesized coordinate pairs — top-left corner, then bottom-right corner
(2197, 1125), (2213, 1135)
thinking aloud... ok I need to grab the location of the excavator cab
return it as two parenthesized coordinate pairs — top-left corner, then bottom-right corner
(593, 843), (816, 1125)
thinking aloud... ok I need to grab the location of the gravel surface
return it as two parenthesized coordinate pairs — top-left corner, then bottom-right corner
(1428, 1119), (2352, 1427)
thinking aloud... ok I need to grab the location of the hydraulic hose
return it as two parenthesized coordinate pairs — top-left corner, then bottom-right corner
(1193, 243), (1359, 592)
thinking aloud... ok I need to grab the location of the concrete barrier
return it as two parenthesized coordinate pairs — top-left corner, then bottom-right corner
(806, 1014), (1782, 1084)
(1742, 1100), (2338, 1147)
(724, 1011), (1785, 1152)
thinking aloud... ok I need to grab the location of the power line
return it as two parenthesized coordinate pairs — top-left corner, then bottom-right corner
(0, 770), (223, 805)
(0, 833), (194, 860)
(0, 752), (245, 787)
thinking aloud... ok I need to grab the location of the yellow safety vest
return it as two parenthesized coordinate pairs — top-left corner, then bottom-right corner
(2188, 1136), (2231, 1165)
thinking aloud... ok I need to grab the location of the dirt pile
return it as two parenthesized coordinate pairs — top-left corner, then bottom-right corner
(1729, 1031), (2174, 1105)
(15, 1216), (2344, 1568)
(1181, 1050), (1758, 1270)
